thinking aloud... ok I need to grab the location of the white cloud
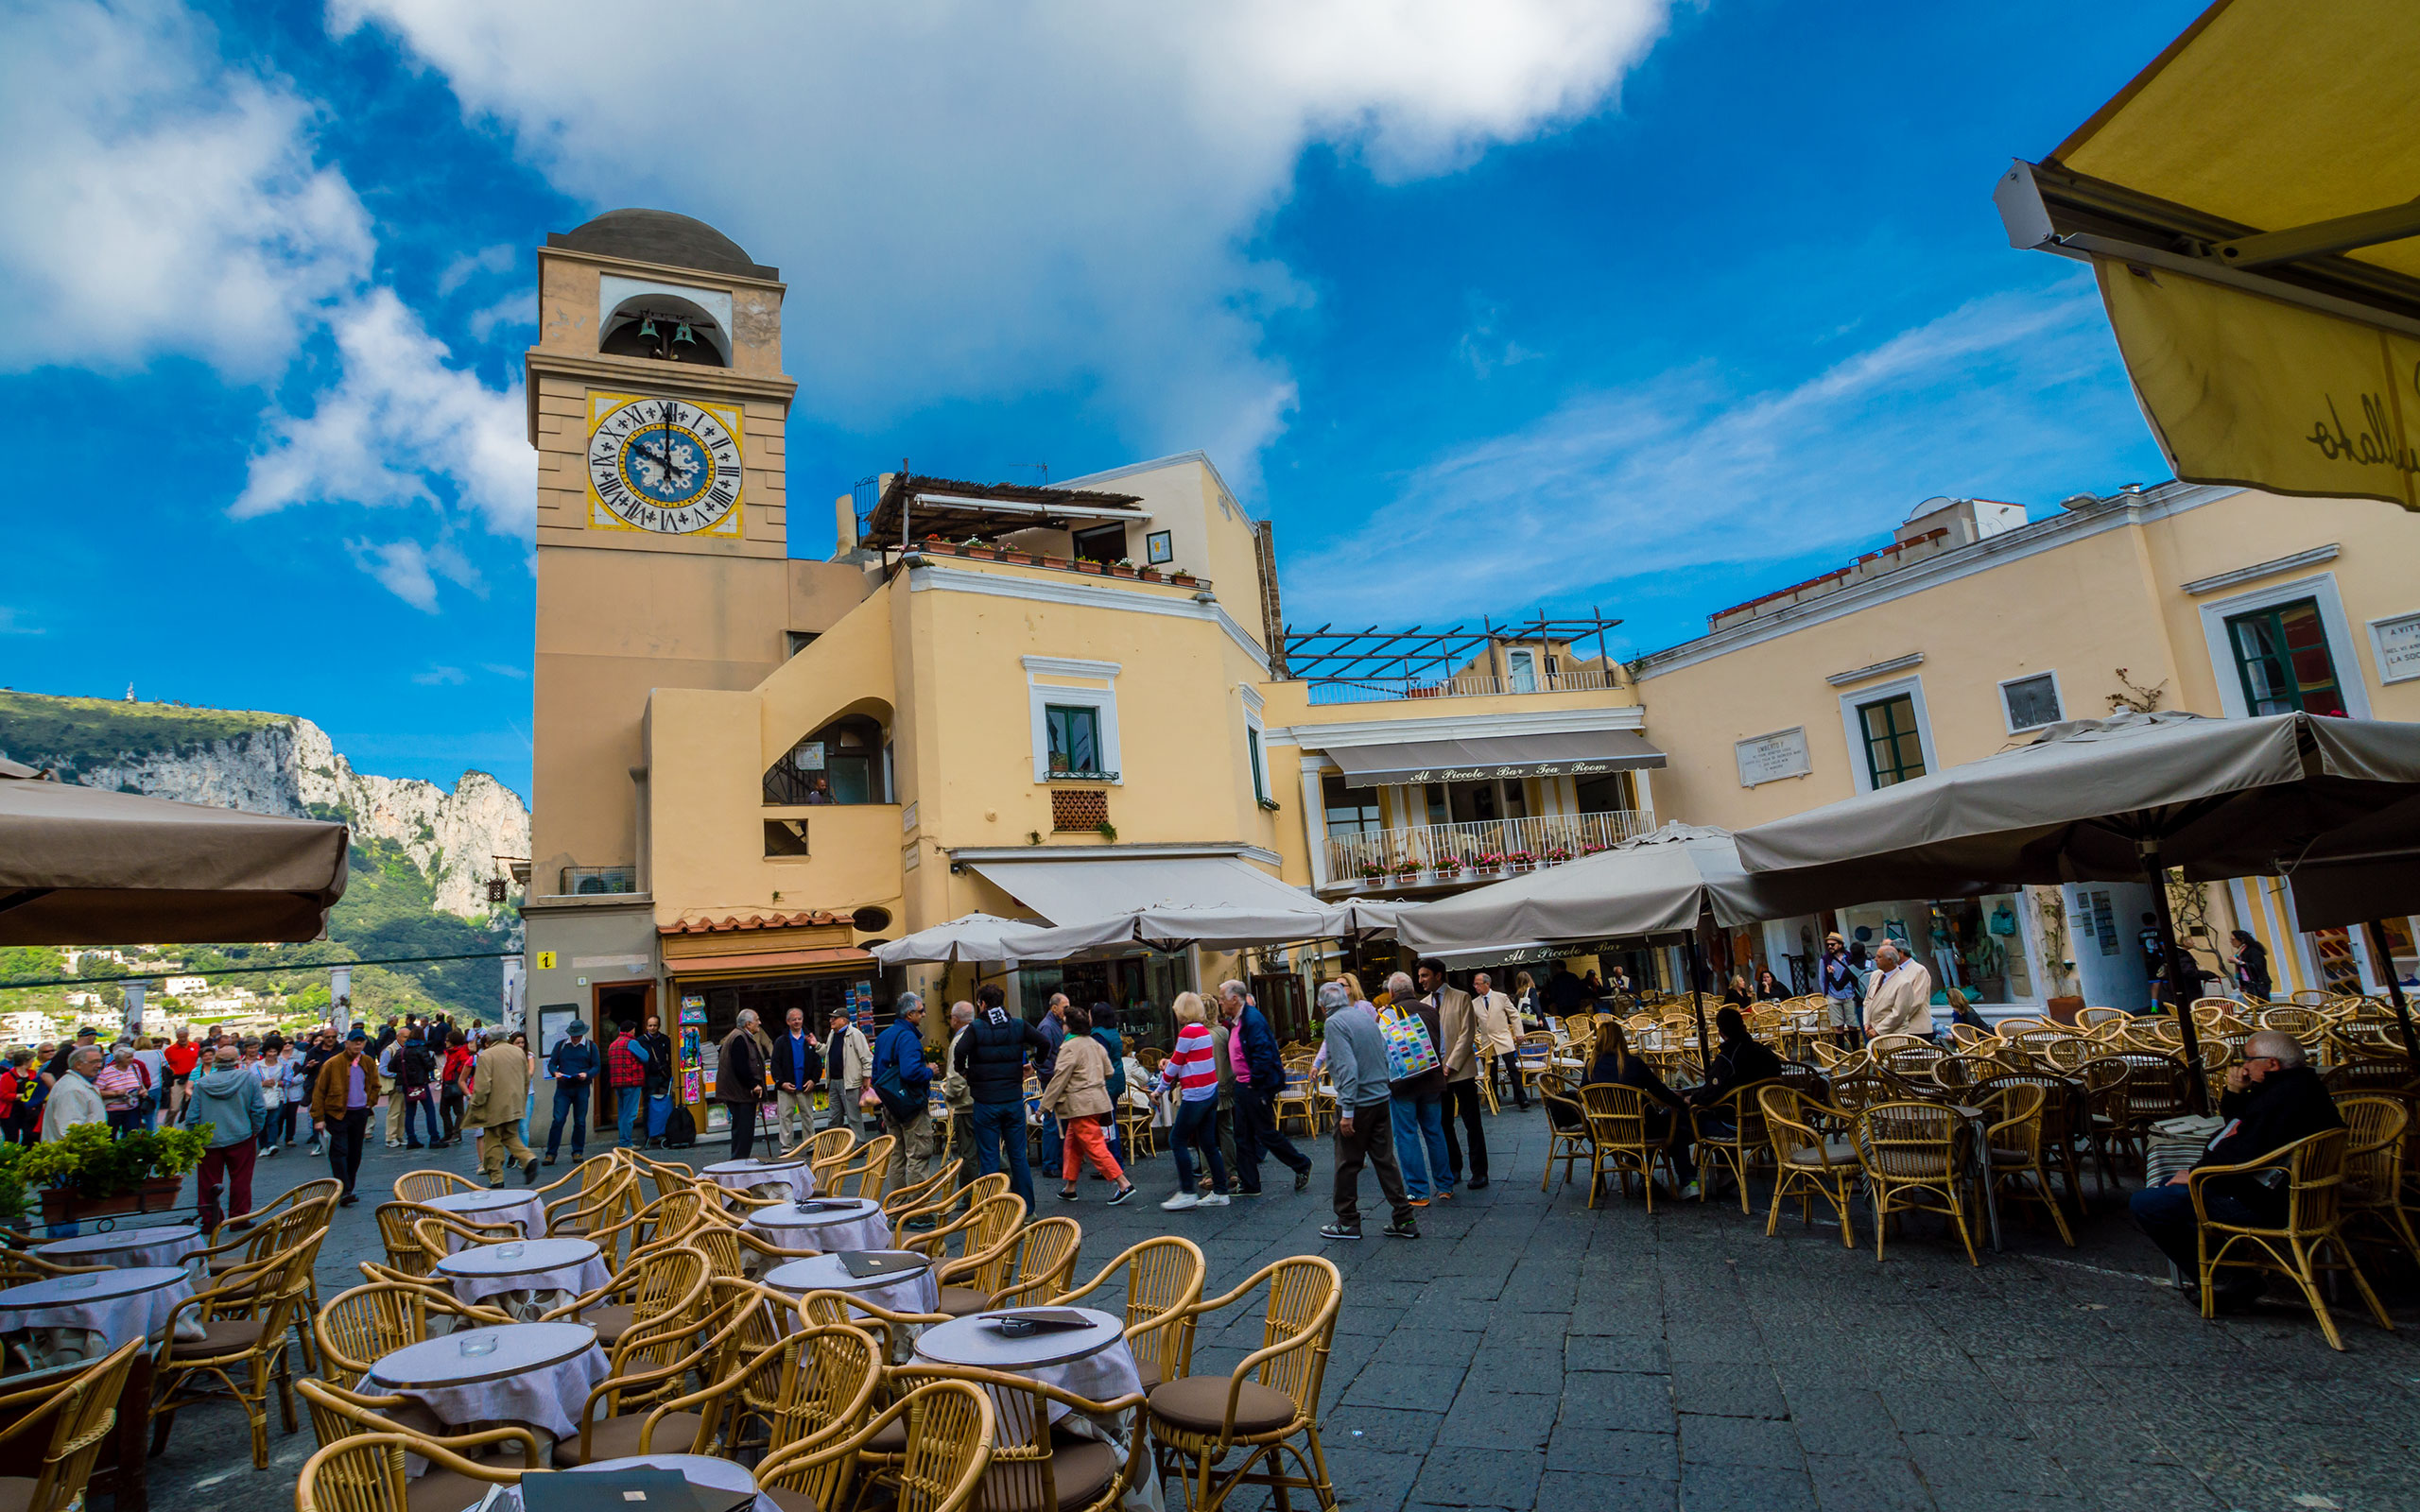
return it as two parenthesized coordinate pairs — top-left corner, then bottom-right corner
(1285, 280), (2144, 625)
(330, 0), (1673, 488)
(0, 0), (373, 378)
(436, 243), (515, 297)
(0, 0), (523, 608)
(346, 538), (482, 612)
(0, 609), (44, 636)
(237, 289), (529, 535)
(411, 664), (467, 684)
(466, 291), (533, 342)
(478, 662), (528, 679)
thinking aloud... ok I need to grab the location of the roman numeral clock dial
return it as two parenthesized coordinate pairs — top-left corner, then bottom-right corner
(585, 393), (745, 536)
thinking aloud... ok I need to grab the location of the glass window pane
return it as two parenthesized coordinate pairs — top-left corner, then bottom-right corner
(2001, 674), (2060, 730)
(1046, 705), (1099, 772)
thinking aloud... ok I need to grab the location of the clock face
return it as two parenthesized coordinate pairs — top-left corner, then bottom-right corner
(585, 394), (744, 535)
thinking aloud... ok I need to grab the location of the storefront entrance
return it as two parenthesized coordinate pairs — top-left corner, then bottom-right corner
(1014, 952), (1190, 1050)
(671, 971), (891, 1131)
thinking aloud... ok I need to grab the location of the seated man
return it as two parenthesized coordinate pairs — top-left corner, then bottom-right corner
(2128, 1029), (2343, 1310)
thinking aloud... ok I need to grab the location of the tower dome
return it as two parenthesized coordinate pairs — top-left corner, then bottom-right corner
(549, 209), (776, 280)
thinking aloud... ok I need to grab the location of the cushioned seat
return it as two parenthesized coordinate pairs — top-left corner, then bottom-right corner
(1148, 1375), (1297, 1436)
(406, 1464), (507, 1512)
(1782, 1139), (1857, 1168)
(579, 1301), (636, 1346)
(0, 1473), (37, 1512)
(867, 1417), (908, 1453)
(170, 1316), (271, 1359)
(935, 1285), (988, 1318)
(555, 1409), (705, 1465)
(973, 1437), (1116, 1512)
(1135, 1360), (1163, 1391)
(762, 1487), (827, 1512)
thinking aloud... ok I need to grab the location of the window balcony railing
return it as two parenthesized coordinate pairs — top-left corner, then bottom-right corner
(1324, 810), (1651, 886)
(1303, 667), (1622, 706)
(558, 866), (638, 897)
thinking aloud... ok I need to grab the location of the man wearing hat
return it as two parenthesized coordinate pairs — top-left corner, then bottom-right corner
(468, 1026), (541, 1187)
(543, 1020), (598, 1165)
(309, 1027), (378, 1204)
(39, 1026), (98, 1092)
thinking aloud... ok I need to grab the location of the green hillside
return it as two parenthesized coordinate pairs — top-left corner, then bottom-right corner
(0, 690), (289, 779)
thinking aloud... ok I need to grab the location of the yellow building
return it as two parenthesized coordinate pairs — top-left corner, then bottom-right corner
(519, 209), (2420, 1130)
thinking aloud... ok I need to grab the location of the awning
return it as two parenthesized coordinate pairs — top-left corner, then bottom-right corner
(1329, 730), (1665, 789)
(966, 855), (1319, 925)
(1995, 0), (2420, 510)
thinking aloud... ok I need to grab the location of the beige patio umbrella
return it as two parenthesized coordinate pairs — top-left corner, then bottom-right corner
(0, 767), (349, 945)
(1735, 710), (2420, 1105)
(1995, 0), (2420, 509)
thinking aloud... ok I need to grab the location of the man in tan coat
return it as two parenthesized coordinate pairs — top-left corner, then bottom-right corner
(467, 1031), (540, 1188)
(1469, 971), (1527, 1110)
(1421, 957), (1491, 1190)
(1862, 942), (1935, 1040)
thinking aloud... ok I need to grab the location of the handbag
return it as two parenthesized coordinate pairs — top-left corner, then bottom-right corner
(1375, 1006), (1440, 1083)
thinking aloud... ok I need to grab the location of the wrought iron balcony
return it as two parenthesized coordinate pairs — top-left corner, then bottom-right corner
(1323, 810), (1651, 887)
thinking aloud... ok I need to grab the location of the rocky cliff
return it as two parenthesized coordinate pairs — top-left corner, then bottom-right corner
(0, 691), (527, 920)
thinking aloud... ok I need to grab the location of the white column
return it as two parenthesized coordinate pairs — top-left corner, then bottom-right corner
(1299, 755), (1331, 889)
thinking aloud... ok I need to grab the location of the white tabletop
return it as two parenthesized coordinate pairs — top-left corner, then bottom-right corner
(703, 1158), (816, 1200)
(425, 1189), (550, 1246)
(34, 1225), (203, 1268)
(434, 1238), (601, 1280)
(763, 1251), (930, 1296)
(368, 1321), (597, 1388)
(913, 1306), (1127, 1372)
(0, 1266), (181, 1309)
(747, 1196), (881, 1228)
(745, 1198), (890, 1252)
(0, 1265), (196, 1343)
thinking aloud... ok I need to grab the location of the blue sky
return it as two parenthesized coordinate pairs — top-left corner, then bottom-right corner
(1, 0), (2203, 801)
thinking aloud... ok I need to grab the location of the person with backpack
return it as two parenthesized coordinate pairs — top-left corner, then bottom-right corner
(953, 984), (1052, 1211)
(872, 994), (936, 1194)
(1379, 971), (1453, 1205)
(604, 1022), (649, 1150)
(397, 1029), (438, 1149)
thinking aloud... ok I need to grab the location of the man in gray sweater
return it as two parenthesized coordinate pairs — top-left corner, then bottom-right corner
(184, 1042), (268, 1232)
(1317, 981), (1417, 1241)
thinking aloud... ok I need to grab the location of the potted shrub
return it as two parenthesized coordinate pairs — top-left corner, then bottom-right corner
(1475, 851), (1505, 875)
(1392, 858), (1422, 882)
(1075, 558), (1103, 575)
(1505, 850), (1537, 872)
(1544, 846), (1573, 865)
(1358, 861), (1386, 883)
(1140, 569), (1166, 583)
(1170, 569), (1197, 586)
(20, 1124), (208, 1227)
(1110, 558), (1139, 578)
(1436, 856), (1464, 880)
(956, 537), (983, 558)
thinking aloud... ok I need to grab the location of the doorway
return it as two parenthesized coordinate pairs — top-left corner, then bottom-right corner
(591, 980), (655, 1130)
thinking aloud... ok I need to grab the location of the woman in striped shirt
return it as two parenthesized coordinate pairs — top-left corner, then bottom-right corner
(1154, 992), (1230, 1211)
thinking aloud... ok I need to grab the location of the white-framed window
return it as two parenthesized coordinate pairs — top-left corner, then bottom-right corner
(1240, 684), (1270, 805)
(1998, 671), (2064, 733)
(1836, 674), (1938, 795)
(1024, 657), (1121, 783)
(2195, 572), (2372, 719)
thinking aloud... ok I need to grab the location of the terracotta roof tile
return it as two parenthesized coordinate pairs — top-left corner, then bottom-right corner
(659, 909), (852, 936)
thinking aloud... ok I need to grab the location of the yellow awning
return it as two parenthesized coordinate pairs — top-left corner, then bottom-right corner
(1996, 0), (2420, 510)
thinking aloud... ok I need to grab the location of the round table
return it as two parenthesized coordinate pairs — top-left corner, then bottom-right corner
(0, 1266), (197, 1380)
(913, 1306), (1150, 1508)
(702, 1158), (817, 1202)
(431, 1238), (610, 1321)
(34, 1224), (203, 1273)
(475, 1454), (779, 1512)
(763, 1252), (938, 1357)
(424, 1189), (551, 1248)
(744, 1197), (891, 1253)
(361, 1320), (607, 1445)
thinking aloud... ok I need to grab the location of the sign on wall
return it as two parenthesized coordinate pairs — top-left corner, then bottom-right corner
(1735, 727), (1812, 787)
(2370, 610), (2420, 685)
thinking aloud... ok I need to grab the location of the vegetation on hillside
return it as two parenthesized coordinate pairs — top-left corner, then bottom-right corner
(0, 690), (289, 777)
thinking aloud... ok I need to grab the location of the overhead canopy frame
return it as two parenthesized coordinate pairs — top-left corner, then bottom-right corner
(858, 472), (1145, 549)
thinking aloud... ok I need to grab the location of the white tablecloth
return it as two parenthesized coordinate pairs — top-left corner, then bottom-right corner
(914, 1312), (1153, 1512)
(34, 1225), (204, 1272)
(763, 1252), (939, 1359)
(434, 1240), (613, 1319)
(426, 1190), (551, 1248)
(0, 1267), (198, 1378)
(363, 1322), (609, 1446)
(461, 1453), (779, 1512)
(745, 1200), (892, 1255)
(702, 1159), (817, 1201)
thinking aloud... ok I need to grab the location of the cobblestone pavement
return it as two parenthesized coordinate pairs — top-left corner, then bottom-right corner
(130, 1102), (2420, 1512)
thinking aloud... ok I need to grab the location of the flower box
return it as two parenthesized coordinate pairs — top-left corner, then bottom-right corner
(39, 1176), (182, 1228)
(1075, 560), (1104, 575)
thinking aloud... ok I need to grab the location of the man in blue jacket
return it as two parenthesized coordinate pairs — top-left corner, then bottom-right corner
(953, 984), (1054, 1211)
(544, 1021), (597, 1164)
(872, 994), (936, 1195)
(1221, 980), (1313, 1195)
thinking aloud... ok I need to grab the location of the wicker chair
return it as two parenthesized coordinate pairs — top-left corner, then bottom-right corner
(903, 1192), (1026, 1284)
(2074, 1007), (2131, 1032)
(295, 1377), (544, 1503)
(690, 1217), (824, 1281)
(0, 1339), (142, 1512)
(2192, 1127), (2393, 1350)
(406, 1211), (523, 1268)
(1275, 1063), (1320, 1134)
(1754, 1086), (1858, 1248)
(390, 1170), (480, 1205)
(2338, 1093), (2419, 1263)
(531, 1151), (623, 1206)
(1576, 1083), (1681, 1211)
(1512, 1032), (1555, 1099)
(893, 1360), (1145, 1512)
(1855, 1101), (1980, 1266)
(968, 1215), (1082, 1310)
(294, 1432), (526, 1512)
(635, 1320), (884, 1461)
(1051, 1234), (1204, 1390)
(1690, 1079), (1777, 1213)
(754, 1379), (994, 1512)
(586, 1187), (709, 1270)
(151, 1230), (324, 1467)
(1976, 1082), (2074, 1246)
(313, 1280), (510, 1388)
(1148, 1255), (1340, 1512)
(1534, 1073), (1596, 1199)
(557, 1284), (769, 1465)
(539, 1243), (712, 1349)
(545, 1169), (639, 1240)
(2075, 1056), (2134, 1189)
(881, 1160), (966, 1227)
(1973, 1072), (2085, 1204)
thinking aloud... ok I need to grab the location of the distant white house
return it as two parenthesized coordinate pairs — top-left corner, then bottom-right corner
(163, 975), (210, 997)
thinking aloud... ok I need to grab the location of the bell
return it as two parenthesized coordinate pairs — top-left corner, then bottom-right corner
(638, 317), (659, 339)
(673, 322), (697, 346)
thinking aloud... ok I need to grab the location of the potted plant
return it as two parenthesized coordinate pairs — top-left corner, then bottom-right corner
(1140, 568), (1166, 583)
(1359, 861), (1387, 882)
(1392, 858), (1422, 881)
(956, 537), (983, 558)
(1505, 850), (1537, 872)
(1170, 569), (1197, 586)
(1474, 851), (1504, 875)
(1436, 855), (1464, 880)
(1075, 558), (1103, 575)
(20, 1124), (209, 1227)
(1544, 846), (1573, 865)
(1110, 558), (1139, 578)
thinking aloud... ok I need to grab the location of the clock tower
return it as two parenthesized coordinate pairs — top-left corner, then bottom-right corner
(524, 209), (810, 934)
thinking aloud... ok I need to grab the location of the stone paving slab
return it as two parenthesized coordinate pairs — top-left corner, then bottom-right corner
(121, 1102), (2420, 1512)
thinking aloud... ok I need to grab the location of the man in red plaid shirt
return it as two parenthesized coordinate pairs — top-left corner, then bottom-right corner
(605, 1022), (648, 1149)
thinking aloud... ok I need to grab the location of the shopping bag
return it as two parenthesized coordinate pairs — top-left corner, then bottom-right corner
(1375, 1006), (1440, 1082)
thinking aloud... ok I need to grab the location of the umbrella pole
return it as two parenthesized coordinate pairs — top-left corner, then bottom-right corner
(2138, 839), (2211, 1113)
(1686, 923), (1715, 1066)
(2361, 920), (2420, 1071)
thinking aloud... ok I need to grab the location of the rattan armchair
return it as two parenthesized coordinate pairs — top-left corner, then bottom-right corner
(895, 1361), (1147, 1512)
(1690, 1079), (1777, 1213)
(588, 1186), (709, 1270)
(2337, 1094), (2418, 1263)
(690, 1216), (825, 1280)
(151, 1228), (324, 1467)
(1577, 1083), (1683, 1211)
(545, 1170), (639, 1240)
(1534, 1074), (1595, 1199)
(880, 1160), (965, 1226)
(637, 1320), (884, 1461)
(557, 1280), (769, 1464)
(375, 1202), (496, 1279)
(1050, 1233), (1205, 1389)
(391, 1169), (480, 1205)
(2191, 1126), (2392, 1350)
(754, 1379), (995, 1512)
(530, 1150), (622, 1205)
(293, 1431), (523, 1512)
(967, 1214), (1082, 1309)
(1856, 1100), (1980, 1266)
(1756, 1085), (1858, 1248)
(538, 1243), (712, 1348)
(0, 1338), (141, 1512)
(902, 1191), (1025, 1276)
(406, 1211), (523, 1267)
(1977, 1082), (2074, 1246)
(1148, 1254), (1340, 1512)
(926, 1202), (1054, 1314)
(295, 1375), (544, 1472)
(313, 1280), (510, 1388)
(821, 1134), (896, 1200)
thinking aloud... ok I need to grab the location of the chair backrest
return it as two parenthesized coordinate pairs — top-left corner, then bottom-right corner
(2337, 1094), (2410, 1198)
(1855, 1100), (1963, 1180)
(1576, 1082), (1649, 1148)
(371, 1204), (431, 1278)
(315, 1280), (492, 1387)
(295, 1432), (520, 1512)
(990, 1216), (1082, 1305)
(1080, 1235), (1202, 1383)
(1755, 1085), (1827, 1160)
(756, 1379), (994, 1512)
(624, 1245), (714, 1339)
(1975, 1081), (2048, 1157)
(821, 1135), (895, 1199)
(2278, 1127), (2352, 1232)
(0, 1338), (142, 1512)
(1242, 1255), (1341, 1418)
(391, 1170), (473, 1205)
(882, 1160), (965, 1221)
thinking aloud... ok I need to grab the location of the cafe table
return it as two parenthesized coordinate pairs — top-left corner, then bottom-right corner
(701, 1157), (817, 1202)
(743, 1197), (891, 1254)
(432, 1238), (611, 1321)
(425, 1189), (553, 1248)
(34, 1224), (204, 1273)
(464, 1453), (778, 1512)
(762, 1251), (937, 1360)
(361, 1320), (607, 1456)
(911, 1306), (1156, 1512)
